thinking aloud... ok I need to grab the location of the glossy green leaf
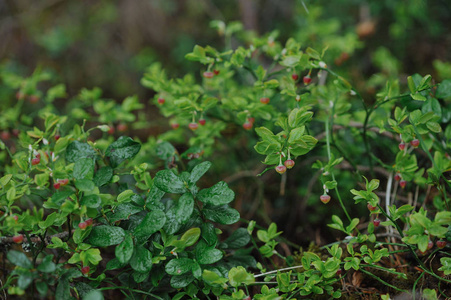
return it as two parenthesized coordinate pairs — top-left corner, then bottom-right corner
(189, 161), (212, 184)
(197, 181), (235, 206)
(130, 245), (153, 273)
(66, 141), (97, 163)
(134, 209), (166, 242)
(86, 225), (125, 247)
(75, 179), (95, 192)
(115, 235), (134, 264)
(73, 158), (95, 180)
(170, 272), (195, 289)
(93, 166), (113, 187)
(195, 241), (223, 265)
(37, 255), (56, 273)
(202, 205), (240, 225)
(165, 258), (194, 275)
(105, 136), (141, 168)
(154, 170), (186, 194)
(80, 194), (101, 208)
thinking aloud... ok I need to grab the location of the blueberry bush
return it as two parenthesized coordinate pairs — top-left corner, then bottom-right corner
(1, 19), (451, 299)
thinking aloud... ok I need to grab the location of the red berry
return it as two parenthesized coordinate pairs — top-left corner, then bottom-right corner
(303, 76), (312, 85)
(85, 218), (93, 226)
(243, 122), (253, 130)
(188, 122), (198, 131)
(171, 123), (179, 130)
(81, 266), (90, 275)
(36, 153), (41, 159)
(248, 117), (255, 124)
(117, 123), (128, 132)
(292, 74), (299, 81)
(213, 70), (220, 75)
(12, 235), (24, 244)
(394, 173), (402, 181)
(436, 240), (447, 249)
(78, 222), (87, 230)
(336, 269), (342, 276)
(284, 159), (295, 169)
(59, 179), (69, 186)
(53, 183), (61, 190)
(410, 139), (420, 148)
(203, 71), (214, 79)
(427, 240), (433, 250)
(12, 129), (20, 137)
(55, 134), (61, 141)
(199, 119), (206, 126)
(399, 180), (407, 189)
(275, 165), (287, 174)
(28, 95), (39, 103)
(31, 158), (40, 166)
(108, 126), (115, 135)
(260, 97), (270, 104)
(367, 203), (377, 211)
(0, 131), (11, 141)
(13, 215), (18, 222)
(398, 142), (406, 151)
(373, 219), (381, 227)
(320, 195), (331, 204)
(157, 97), (165, 105)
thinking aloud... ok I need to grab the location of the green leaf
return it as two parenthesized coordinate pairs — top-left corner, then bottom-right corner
(180, 228), (201, 247)
(154, 170), (186, 194)
(87, 225), (126, 247)
(165, 258), (194, 275)
(73, 158), (95, 180)
(189, 161), (212, 184)
(93, 166), (113, 187)
(195, 241), (223, 265)
(80, 194), (101, 208)
(75, 179), (95, 192)
(83, 290), (104, 300)
(56, 279), (70, 300)
(170, 272), (195, 289)
(37, 255), (56, 273)
(66, 141), (97, 163)
(197, 181), (235, 206)
(130, 245), (153, 273)
(145, 185), (165, 210)
(105, 136), (141, 168)
(80, 249), (102, 265)
(175, 193), (194, 224)
(106, 203), (142, 222)
(228, 266), (255, 287)
(411, 93), (427, 101)
(7, 250), (32, 269)
(436, 79), (451, 99)
(219, 228), (250, 249)
(115, 235), (134, 264)
(280, 55), (301, 67)
(134, 209), (166, 242)
(407, 76), (416, 94)
(117, 190), (134, 203)
(202, 205), (240, 225)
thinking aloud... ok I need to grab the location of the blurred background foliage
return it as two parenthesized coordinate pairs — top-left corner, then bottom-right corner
(1, 0), (451, 246)
(1, 0), (450, 99)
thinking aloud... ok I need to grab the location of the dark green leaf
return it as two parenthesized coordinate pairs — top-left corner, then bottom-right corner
(55, 279), (70, 300)
(165, 258), (194, 275)
(106, 203), (142, 222)
(80, 194), (101, 208)
(105, 136), (141, 168)
(201, 222), (218, 246)
(115, 235), (134, 264)
(202, 205), (240, 225)
(75, 179), (95, 192)
(66, 141), (97, 163)
(156, 142), (176, 160)
(17, 271), (33, 290)
(176, 193), (194, 224)
(134, 209), (166, 242)
(130, 245), (153, 273)
(145, 185), (165, 210)
(197, 181), (235, 206)
(170, 272), (195, 289)
(93, 166), (113, 187)
(219, 228), (250, 249)
(49, 191), (74, 206)
(189, 161), (212, 184)
(196, 241), (223, 265)
(87, 225), (125, 247)
(37, 255), (56, 273)
(154, 170), (186, 193)
(73, 158), (95, 180)
(7, 250), (32, 269)
(35, 281), (48, 296)
(106, 258), (127, 270)
(437, 79), (451, 99)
